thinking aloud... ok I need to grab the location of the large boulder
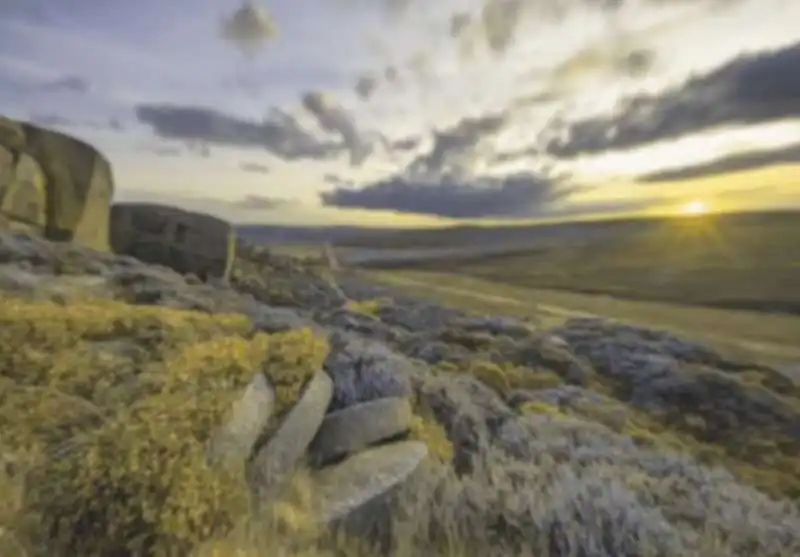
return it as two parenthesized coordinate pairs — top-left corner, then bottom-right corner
(0, 116), (114, 251)
(110, 202), (237, 280)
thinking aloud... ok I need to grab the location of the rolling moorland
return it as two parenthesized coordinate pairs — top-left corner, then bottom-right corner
(2, 210), (799, 556)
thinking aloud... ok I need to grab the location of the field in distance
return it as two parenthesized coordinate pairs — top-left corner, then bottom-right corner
(351, 210), (800, 316)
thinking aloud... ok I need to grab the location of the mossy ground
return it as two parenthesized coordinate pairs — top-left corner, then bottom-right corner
(0, 295), (327, 556)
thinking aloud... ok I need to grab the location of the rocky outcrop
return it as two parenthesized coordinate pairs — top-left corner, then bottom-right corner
(0, 116), (114, 251)
(110, 202), (237, 281)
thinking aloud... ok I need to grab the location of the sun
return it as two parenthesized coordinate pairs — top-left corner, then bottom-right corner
(680, 200), (710, 216)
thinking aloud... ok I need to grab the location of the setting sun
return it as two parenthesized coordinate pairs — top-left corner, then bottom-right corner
(681, 200), (710, 216)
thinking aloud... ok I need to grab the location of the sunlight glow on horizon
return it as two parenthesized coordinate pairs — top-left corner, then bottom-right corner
(681, 200), (711, 216)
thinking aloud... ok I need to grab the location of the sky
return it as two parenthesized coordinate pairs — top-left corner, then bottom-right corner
(1, 0), (799, 227)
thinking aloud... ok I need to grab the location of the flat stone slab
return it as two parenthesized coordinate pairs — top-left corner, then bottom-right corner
(312, 440), (428, 524)
(309, 397), (413, 466)
(246, 370), (332, 505)
(205, 371), (275, 470)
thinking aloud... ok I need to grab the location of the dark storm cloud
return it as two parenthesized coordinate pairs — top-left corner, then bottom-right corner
(320, 171), (578, 218)
(240, 161), (271, 174)
(639, 143), (800, 183)
(135, 104), (344, 162)
(546, 41), (800, 157)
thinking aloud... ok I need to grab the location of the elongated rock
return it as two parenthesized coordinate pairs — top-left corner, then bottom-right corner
(309, 397), (413, 466)
(205, 371), (276, 470)
(247, 370), (333, 505)
(313, 440), (428, 523)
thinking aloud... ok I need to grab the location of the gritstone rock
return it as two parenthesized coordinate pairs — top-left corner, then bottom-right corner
(0, 116), (114, 251)
(206, 372), (276, 470)
(309, 396), (413, 466)
(109, 202), (237, 281)
(247, 370), (333, 505)
(312, 440), (428, 524)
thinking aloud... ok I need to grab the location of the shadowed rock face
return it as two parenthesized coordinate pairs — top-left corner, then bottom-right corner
(0, 116), (114, 251)
(110, 202), (237, 280)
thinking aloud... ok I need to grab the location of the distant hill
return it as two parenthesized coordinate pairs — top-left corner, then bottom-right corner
(237, 209), (800, 250)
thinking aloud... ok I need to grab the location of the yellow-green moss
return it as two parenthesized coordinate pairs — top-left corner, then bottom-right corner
(258, 328), (329, 429)
(464, 361), (510, 393)
(345, 298), (386, 319)
(519, 401), (568, 418)
(503, 366), (563, 392)
(408, 414), (454, 464)
(0, 295), (331, 555)
(452, 360), (563, 397)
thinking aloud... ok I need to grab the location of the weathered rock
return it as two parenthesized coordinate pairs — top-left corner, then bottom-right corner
(109, 202), (236, 281)
(246, 371), (333, 505)
(248, 304), (311, 333)
(206, 372), (276, 470)
(309, 397), (413, 466)
(324, 333), (414, 411)
(0, 264), (113, 301)
(312, 440), (428, 523)
(0, 116), (114, 251)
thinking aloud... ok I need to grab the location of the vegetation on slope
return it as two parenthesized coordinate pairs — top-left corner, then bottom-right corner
(0, 295), (327, 555)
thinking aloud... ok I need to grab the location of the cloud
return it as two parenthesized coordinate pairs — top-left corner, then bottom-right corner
(37, 74), (90, 93)
(320, 171), (578, 218)
(639, 142), (800, 183)
(28, 113), (74, 127)
(355, 74), (378, 100)
(229, 194), (293, 210)
(135, 104), (343, 162)
(449, 12), (472, 39)
(406, 111), (508, 177)
(324, 173), (345, 184)
(548, 44), (656, 91)
(383, 66), (399, 83)
(139, 144), (183, 157)
(481, 0), (526, 54)
(219, 1), (279, 55)
(239, 161), (271, 174)
(186, 140), (211, 158)
(547, 40), (800, 157)
(388, 135), (420, 152)
(27, 113), (126, 132)
(301, 91), (374, 165)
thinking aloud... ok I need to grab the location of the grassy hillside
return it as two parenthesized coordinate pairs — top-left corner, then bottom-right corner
(3, 233), (800, 556)
(360, 211), (800, 314)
